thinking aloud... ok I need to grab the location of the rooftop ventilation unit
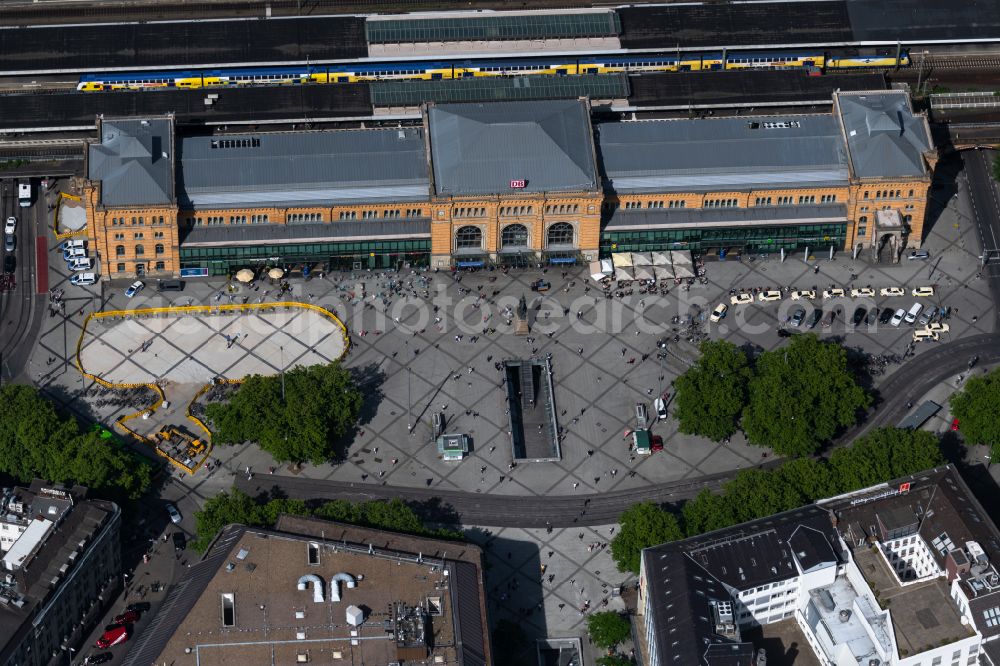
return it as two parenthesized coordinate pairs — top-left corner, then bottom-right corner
(297, 574), (324, 603)
(346, 605), (364, 627)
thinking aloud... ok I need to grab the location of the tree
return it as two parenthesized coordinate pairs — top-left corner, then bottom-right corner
(829, 427), (945, 493)
(597, 656), (634, 666)
(673, 341), (752, 441)
(949, 368), (1000, 459)
(0, 384), (151, 499)
(993, 153), (1000, 183)
(586, 611), (631, 650)
(206, 363), (363, 464)
(742, 334), (870, 456)
(610, 502), (683, 574)
(192, 490), (461, 552)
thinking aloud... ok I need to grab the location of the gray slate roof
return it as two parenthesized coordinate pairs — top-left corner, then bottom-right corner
(596, 115), (849, 194)
(175, 127), (429, 209)
(88, 118), (174, 206)
(836, 91), (931, 179)
(605, 204), (848, 230)
(181, 219), (430, 247)
(428, 99), (598, 196)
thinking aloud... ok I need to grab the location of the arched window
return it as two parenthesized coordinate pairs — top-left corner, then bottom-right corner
(134, 244), (145, 256)
(455, 226), (482, 250)
(501, 224), (528, 248)
(115, 245), (125, 257)
(859, 216), (868, 224)
(154, 244), (164, 255)
(546, 222), (574, 246)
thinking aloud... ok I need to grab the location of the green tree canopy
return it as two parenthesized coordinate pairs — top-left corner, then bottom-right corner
(610, 501), (683, 574)
(192, 489), (459, 552)
(949, 368), (1000, 459)
(742, 334), (870, 456)
(0, 385), (151, 499)
(829, 427), (945, 492)
(673, 340), (752, 441)
(586, 611), (632, 650)
(612, 427), (946, 574)
(205, 363), (363, 464)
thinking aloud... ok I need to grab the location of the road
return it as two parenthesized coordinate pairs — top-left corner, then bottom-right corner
(237, 330), (1000, 528)
(0, 178), (44, 385)
(964, 148), (1000, 287)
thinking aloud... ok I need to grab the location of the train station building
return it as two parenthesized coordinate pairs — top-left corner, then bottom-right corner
(83, 90), (934, 280)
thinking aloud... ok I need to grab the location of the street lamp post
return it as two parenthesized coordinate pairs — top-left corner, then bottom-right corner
(61, 645), (76, 666)
(280, 346), (285, 403)
(407, 367), (412, 433)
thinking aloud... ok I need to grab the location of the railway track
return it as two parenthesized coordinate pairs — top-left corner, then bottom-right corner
(921, 56), (1000, 70)
(0, 146), (84, 161)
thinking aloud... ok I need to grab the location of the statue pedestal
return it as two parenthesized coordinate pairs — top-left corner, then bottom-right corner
(514, 316), (529, 336)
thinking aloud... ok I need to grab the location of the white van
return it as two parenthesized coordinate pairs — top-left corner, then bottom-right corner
(68, 257), (93, 272)
(17, 182), (31, 207)
(904, 302), (923, 325)
(60, 239), (86, 252)
(70, 272), (97, 286)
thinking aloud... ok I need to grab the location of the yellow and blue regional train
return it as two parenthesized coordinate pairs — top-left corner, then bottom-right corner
(76, 50), (909, 92)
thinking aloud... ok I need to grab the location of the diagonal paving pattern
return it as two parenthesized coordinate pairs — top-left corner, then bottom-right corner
(24, 161), (998, 648)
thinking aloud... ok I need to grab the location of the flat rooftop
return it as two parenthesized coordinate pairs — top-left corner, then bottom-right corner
(505, 358), (561, 461)
(596, 114), (848, 194)
(808, 576), (891, 663)
(854, 547), (972, 655)
(0, 16), (366, 74)
(176, 127), (429, 208)
(618, 2), (853, 49)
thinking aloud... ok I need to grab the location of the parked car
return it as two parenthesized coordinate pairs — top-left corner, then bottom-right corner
(904, 302), (923, 324)
(3, 216), (15, 235)
(70, 272), (97, 286)
(890, 308), (906, 327)
(730, 292), (753, 306)
(60, 239), (85, 252)
(908, 249), (930, 260)
(850, 287), (875, 298)
(709, 302), (728, 322)
(113, 610), (139, 625)
(157, 279), (185, 292)
(807, 308), (822, 329)
(879, 308), (894, 325)
(63, 247), (86, 261)
(68, 257), (94, 272)
(917, 309), (934, 327)
(4, 234), (14, 253)
(822, 288), (845, 299)
(951, 418), (960, 431)
(790, 290), (815, 300)
(165, 502), (182, 524)
(3, 255), (13, 274)
(789, 307), (806, 327)
(83, 653), (113, 665)
(95, 626), (128, 649)
(172, 531), (187, 551)
(852, 307), (866, 326)
(125, 280), (145, 298)
(880, 287), (905, 297)
(758, 290), (782, 302)
(911, 286), (935, 297)
(822, 310), (837, 327)
(913, 328), (939, 343)
(125, 602), (151, 614)
(865, 308), (877, 325)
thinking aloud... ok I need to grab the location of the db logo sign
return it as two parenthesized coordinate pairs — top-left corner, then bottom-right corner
(899, 482), (911, 493)
(510, 179), (526, 189)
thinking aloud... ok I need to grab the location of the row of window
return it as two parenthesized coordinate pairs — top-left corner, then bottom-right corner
(115, 244), (166, 256)
(455, 223), (574, 250)
(290, 213), (323, 223)
(500, 206), (534, 217)
(116, 262), (165, 272)
(113, 231), (165, 240)
(864, 189), (915, 200)
(545, 204), (580, 215)
(705, 198), (739, 208)
(110, 216), (166, 226)
(454, 207), (488, 218)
